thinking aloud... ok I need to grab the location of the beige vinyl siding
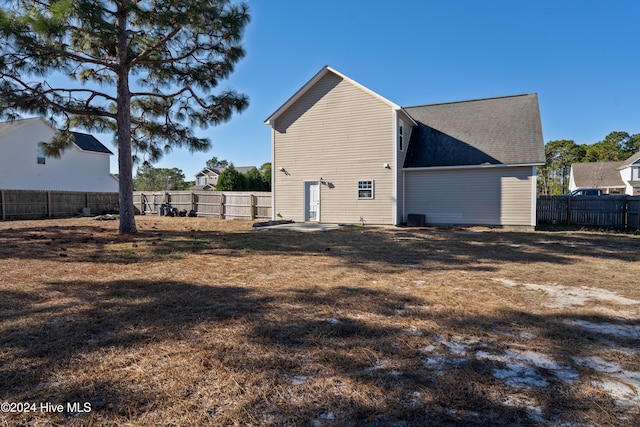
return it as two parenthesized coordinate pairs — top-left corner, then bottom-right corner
(404, 166), (535, 226)
(273, 72), (396, 224)
(395, 118), (413, 225)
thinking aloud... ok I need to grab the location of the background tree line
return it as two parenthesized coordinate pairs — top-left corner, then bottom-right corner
(133, 157), (271, 192)
(214, 162), (271, 191)
(538, 131), (640, 195)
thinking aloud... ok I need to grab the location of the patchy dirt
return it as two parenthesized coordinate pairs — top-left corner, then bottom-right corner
(0, 217), (639, 426)
(496, 278), (640, 311)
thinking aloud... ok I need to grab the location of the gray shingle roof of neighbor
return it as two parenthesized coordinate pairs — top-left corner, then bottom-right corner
(570, 151), (640, 189)
(71, 131), (113, 154)
(403, 94), (545, 168)
(570, 161), (626, 188)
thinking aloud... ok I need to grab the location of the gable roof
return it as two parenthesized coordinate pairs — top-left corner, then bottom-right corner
(571, 161), (626, 188)
(0, 117), (45, 136)
(619, 151), (640, 168)
(403, 94), (545, 168)
(0, 117), (113, 155)
(71, 132), (113, 154)
(196, 168), (220, 177)
(264, 66), (416, 127)
(195, 166), (257, 178)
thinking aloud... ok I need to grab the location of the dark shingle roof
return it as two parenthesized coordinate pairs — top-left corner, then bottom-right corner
(403, 94), (545, 168)
(71, 132), (113, 154)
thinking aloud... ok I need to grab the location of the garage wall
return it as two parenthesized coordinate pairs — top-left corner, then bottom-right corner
(404, 166), (536, 226)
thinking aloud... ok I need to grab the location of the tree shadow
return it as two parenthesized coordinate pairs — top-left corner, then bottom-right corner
(1, 222), (639, 270)
(2, 278), (637, 425)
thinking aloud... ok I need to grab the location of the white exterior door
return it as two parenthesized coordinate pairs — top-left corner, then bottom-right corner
(305, 182), (320, 222)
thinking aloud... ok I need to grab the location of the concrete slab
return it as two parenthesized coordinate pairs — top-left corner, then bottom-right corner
(259, 222), (342, 232)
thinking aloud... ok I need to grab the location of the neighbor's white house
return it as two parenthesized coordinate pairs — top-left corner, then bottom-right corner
(265, 66), (545, 227)
(0, 117), (118, 192)
(569, 151), (640, 195)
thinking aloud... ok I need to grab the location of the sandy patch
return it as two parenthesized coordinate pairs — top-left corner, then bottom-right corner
(495, 278), (640, 309)
(572, 356), (640, 407)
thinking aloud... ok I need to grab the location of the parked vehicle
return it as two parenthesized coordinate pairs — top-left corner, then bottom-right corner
(565, 188), (605, 196)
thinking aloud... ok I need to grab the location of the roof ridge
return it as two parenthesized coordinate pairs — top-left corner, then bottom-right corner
(404, 93), (536, 109)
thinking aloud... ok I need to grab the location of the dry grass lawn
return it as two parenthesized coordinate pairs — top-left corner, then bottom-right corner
(0, 216), (639, 426)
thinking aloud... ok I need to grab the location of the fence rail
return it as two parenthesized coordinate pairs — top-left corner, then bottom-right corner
(133, 191), (272, 220)
(0, 190), (273, 221)
(0, 190), (119, 220)
(8, 190), (632, 229)
(537, 195), (640, 229)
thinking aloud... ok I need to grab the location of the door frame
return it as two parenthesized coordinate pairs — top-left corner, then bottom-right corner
(303, 181), (321, 222)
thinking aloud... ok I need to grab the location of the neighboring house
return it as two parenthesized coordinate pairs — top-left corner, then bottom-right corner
(0, 117), (118, 192)
(264, 66), (545, 227)
(193, 168), (222, 190)
(192, 166), (257, 190)
(569, 151), (640, 195)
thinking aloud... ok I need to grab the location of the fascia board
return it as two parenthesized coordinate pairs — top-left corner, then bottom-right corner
(403, 162), (545, 172)
(264, 66), (406, 126)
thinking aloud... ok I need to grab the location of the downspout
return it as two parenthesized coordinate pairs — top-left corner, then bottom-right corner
(531, 165), (538, 227)
(392, 112), (398, 226)
(271, 123), (276, 221)
(402, 169), (406, 225)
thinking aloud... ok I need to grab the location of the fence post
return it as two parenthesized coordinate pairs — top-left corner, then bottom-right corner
(47, 191), (52, 218)
(1, 190), (4, 221)
(566, 196), (571, 225)
(220, 193), (225, 219)
(191, 192), (196, 212)
(250, 194), (256, 220)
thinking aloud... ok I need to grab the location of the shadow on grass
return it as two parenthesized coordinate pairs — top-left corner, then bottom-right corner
(1, 222), (639, 270)
(1, 279), (637, 425)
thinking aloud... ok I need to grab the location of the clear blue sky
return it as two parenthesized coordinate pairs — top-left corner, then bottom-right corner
(110, 0), (640, 178)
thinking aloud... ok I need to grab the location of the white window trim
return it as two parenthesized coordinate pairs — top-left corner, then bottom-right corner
(357, 179), (374, 200)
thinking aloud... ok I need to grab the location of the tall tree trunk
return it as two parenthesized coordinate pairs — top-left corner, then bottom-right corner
(115, 5), (136, 233)
(116, 79), (136, 233)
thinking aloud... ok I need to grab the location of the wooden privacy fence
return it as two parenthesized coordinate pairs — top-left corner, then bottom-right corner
(133, 191), (272, 220)
(0, 190), (119, 220)
(537, 195), (640, 229)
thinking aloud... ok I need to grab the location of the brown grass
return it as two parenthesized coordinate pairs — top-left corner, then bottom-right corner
(1, 216), (639, 426)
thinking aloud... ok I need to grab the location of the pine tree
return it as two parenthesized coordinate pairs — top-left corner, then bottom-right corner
(0, 0), (250, 232)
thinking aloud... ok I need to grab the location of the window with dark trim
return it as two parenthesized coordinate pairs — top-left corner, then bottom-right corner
(398, 123), (404, 151)
(37, 149), (45, 165)
(357, 180), (374, 199)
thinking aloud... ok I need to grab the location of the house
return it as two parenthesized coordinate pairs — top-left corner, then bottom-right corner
(0, 117), (118, 192)
(569, 151), (640, 195)
(264, 66), (545, 227)
(193, 168), (222, 190)
(192, 166), (258, 190)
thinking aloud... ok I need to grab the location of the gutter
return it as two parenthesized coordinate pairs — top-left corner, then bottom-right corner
(403, 162), (544, 172)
